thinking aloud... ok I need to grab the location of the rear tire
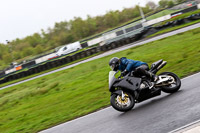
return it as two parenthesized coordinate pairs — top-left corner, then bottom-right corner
(159, 72), (181, 93)
(110, 91), (135, 112)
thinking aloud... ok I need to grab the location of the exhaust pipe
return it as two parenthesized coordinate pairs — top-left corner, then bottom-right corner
(153, 61), (167, 74)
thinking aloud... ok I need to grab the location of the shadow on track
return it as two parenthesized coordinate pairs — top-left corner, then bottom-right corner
(117, 90), (183, 117)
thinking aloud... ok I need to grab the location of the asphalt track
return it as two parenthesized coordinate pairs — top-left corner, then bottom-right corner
(40, 72), (200, 133)
(1, 22), (200, 91)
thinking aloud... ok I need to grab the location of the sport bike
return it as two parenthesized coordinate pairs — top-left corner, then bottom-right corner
(109, 59), (181, 112)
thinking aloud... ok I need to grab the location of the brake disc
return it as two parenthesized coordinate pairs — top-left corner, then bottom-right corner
(116, 94), (131, 106)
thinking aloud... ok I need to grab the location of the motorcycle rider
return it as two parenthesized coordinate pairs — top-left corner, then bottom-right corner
(109, 57), (158, 82)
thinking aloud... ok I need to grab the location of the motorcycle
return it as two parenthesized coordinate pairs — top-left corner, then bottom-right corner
(109, 59), (181, 112)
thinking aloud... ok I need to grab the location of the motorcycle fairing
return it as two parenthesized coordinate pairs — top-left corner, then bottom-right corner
(117, 77), (141, 91)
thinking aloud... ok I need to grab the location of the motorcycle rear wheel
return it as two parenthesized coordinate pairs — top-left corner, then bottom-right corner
(110, 91), (135, 112)
(159, 72), (181, 93)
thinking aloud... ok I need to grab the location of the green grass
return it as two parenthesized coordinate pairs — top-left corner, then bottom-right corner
(0, 27), (200, 133)
(0, 52), (101, 88)
(146, 9), (180, 20)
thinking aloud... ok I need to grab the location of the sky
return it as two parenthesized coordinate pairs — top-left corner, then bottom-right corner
(0, 0), (160, 44)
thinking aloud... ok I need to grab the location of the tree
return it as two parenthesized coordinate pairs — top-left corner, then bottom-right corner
(104, 11), (120, 27)
(2, 53), (12, 64)
(133, 5), (141, 17)
(0, 44), (8, 59)
(24, 33), (42, 48)
(13, 51), (21, 60)
(54, 21), (70, 33)
(70, 17), (89, 39)
(146, 1), (157, 9)
(86, 15), (97, 34)
(175, 0), (185, 4)
(168, 0), (175, 8)
(22, 48), (33, 57)
(159, 0), (168, 8)
(34, 45), (43, 54)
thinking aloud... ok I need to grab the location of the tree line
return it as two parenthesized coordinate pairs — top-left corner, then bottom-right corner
(0, 0), (187, 70)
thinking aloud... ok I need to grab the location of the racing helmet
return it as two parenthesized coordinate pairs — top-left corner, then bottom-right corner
(109, 57), (119, 71)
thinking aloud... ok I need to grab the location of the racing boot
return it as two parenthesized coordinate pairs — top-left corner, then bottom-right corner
(152, 74), (159, 82)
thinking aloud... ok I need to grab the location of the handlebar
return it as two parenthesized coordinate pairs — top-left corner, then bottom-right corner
(118, 72), (131, 79)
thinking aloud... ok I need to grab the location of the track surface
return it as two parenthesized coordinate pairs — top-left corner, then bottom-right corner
(40, 73), (200, 133)
(1, 22), (200, 91)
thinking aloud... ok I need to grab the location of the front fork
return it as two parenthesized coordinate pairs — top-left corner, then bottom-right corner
(111, 90), (126, 100)
(121, 91), (125, 101)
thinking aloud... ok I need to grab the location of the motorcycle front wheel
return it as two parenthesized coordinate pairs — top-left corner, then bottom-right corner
(159, 72), (181, 93)
(110, 91), (135, 112)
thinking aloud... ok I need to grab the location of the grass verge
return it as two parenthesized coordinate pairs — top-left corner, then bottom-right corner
(146, 9), (180, 20)
(0, 52), (101, 89)
(0, 27), (200, 133)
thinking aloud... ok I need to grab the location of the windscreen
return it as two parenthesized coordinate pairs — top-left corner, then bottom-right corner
(109, 71), (116, 85)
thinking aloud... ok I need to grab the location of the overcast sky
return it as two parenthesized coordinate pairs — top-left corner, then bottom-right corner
(0, 0), (160, 44)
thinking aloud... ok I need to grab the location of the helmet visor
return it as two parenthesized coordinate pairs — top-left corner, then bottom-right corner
(110, 64), (115, 70)
(110, 64), (118, 71)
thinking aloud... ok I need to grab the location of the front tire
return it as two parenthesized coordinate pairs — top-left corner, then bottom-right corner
(159, 72), (181, 93)
(110, 91), (135, 112)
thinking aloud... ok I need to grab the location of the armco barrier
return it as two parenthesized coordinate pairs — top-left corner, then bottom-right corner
(0, 71), (5, 78)
(30, 67), (36, 74)
(6, 75), (13, 81)
(73, 53), (81, 60)
(134, 32), (143, 40)
(155, 25), (163, 29)
(106, 44), (112, 51)
(114, 40), (122, 47)
(44, 62), (51, 70)
(187, 14), (200, 20)
(50, 60), (58, 68)
(2, 77), (8, 84)
(80, 51), (87, 58)
(118, 38), (126, 46)
(171, 5), (198, 17)
(71, 54), (77, 61)
(164, 21), (173, 27)
(55, 59), (61, 67)
(85, 50), (91, 56)
(59, 58), (66, 65)
(129, 35), (137, 43)
(22, 60), (36, 68)
(37, 65), (43, 72)
(40, 64), (47, 71)
(173, 19), (185, 25)
(57, 58), (64, 66)
(110, 42), (117, 49)
(100, 45), (108, 51)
